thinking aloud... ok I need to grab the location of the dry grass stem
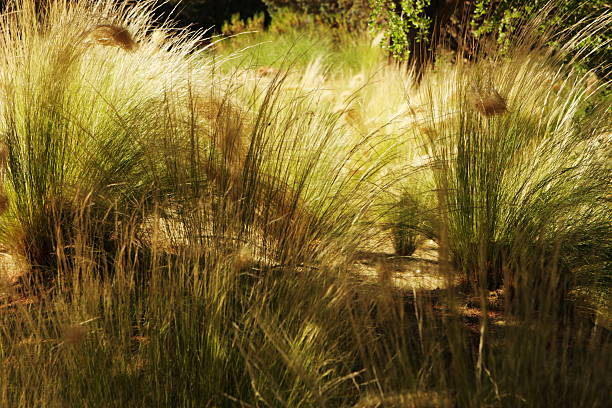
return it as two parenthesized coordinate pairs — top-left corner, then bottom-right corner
(0, 190), (8, 215)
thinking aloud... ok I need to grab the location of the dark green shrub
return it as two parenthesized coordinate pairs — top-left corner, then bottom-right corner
(263, 0), (371, 30)
(370, 0), (610, 80)
(221, 12), (266, 36)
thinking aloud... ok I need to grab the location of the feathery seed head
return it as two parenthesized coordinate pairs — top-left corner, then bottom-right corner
(257, 66), (280, 77)
(86, 24), (137, 51)
(469, 85), (508, 117)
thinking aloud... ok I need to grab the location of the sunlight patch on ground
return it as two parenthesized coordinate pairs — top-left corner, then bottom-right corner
(353, 239), (462, 291)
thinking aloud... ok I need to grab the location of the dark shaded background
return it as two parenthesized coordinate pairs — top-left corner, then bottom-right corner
(0, 1), (269, 32)
(156, 0), (269, 32)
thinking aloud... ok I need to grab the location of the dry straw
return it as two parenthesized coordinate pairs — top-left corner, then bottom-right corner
(85, 24), (137, 51)
(0, 140), (8, 215)
(0, 140), (8, 171)
(0, 190), (8, 215)
(61, 324), (87, 345)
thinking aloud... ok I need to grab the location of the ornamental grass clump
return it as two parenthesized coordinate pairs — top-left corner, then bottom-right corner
(413, 11), (611, 302)
(0, 0), (212, 276)
(0, 0), (386, 277)
(0, 140), (8, 215)
(0, 2), (391, 405)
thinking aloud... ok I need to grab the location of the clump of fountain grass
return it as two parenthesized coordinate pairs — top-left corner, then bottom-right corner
(0, 5), (389, 404)
(0, 0), (212, 277)
(413, 9), (611, 303)
(389, 192), (424, 257)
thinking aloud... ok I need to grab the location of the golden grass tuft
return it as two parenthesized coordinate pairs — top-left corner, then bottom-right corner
(0, 141), (8, 171)
(85, 24), (137, 51)
(354, 391), (453, 408)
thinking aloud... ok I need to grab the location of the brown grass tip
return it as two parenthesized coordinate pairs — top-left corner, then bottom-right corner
(469, 87), (508, 117)
(257, 66), (280, 77)
(86, 24), (137, 52)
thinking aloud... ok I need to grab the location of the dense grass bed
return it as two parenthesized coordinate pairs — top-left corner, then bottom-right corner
(0, 1), (610, 407)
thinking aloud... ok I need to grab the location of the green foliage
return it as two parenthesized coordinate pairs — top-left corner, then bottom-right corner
(469, 0), (611, 73)
(369, 0), (432, 59)
(370, 0), (610, 74)
(215, 10), (382, 74)
(263, 0), (338, 13)
(264, 0), (371, 30)
(221, 12), (266, 36)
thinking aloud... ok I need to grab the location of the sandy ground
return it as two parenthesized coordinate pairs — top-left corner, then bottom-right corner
(352, 235), (461, 291)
